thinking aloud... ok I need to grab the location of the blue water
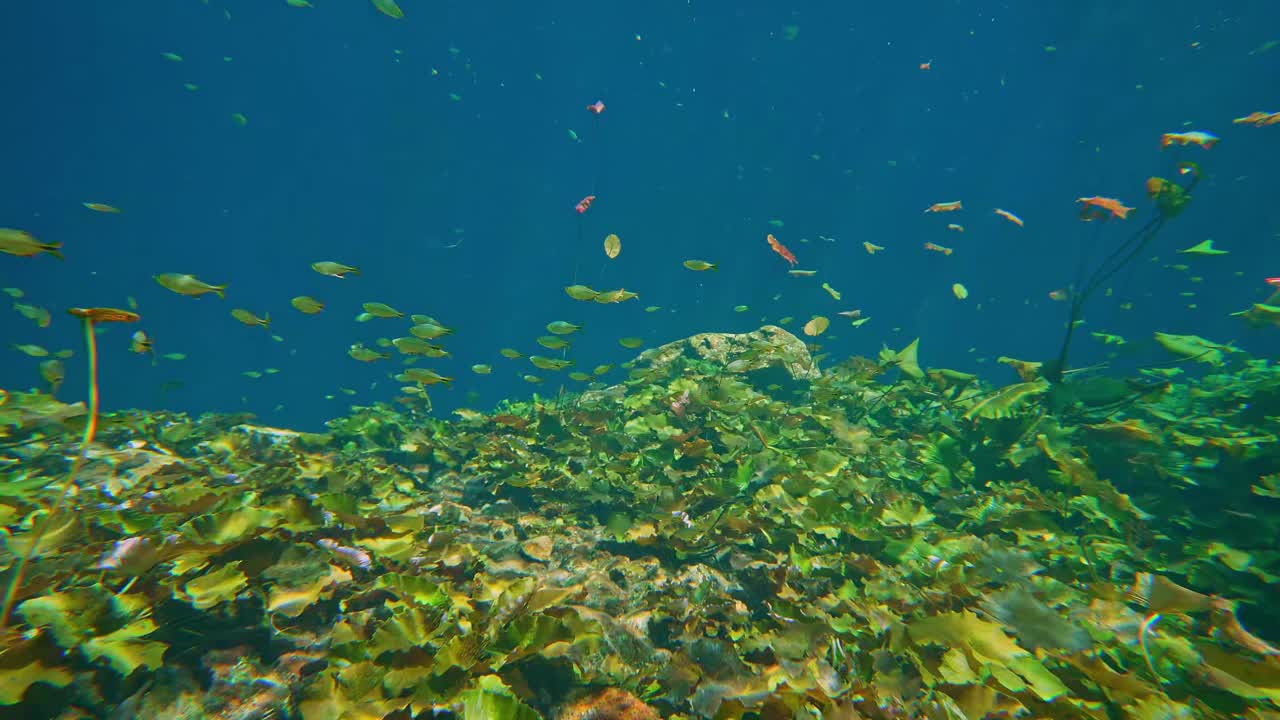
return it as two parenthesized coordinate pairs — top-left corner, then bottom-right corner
(2, 1), (1277, 430)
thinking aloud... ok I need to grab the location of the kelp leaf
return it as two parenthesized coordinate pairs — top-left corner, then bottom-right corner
(963, 378), (1050, 420)
(369, 605), (443, 656)
(17, 588), (107, 649)
(879, 500), (935, 528)
(267, 576), (331, 618)
(0, 660), (73, 705)
(185, 506), (276, 544)
(81, 619), (168, 676)
(376, 573), (449, 608)
(459, 675), (541, 720)
(182, 562), (248, 610)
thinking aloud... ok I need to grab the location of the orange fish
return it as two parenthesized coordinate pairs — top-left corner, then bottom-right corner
(993, 208), (1024, 227)
(947, 223), (964, 233)
(863, 241), (884, 255)
(919, 60), (932, 71)
(68, 307), (140, 323)
(587, 100), (605, 115)
(1160, 131), (1218, 149)
(1048, 289), (1068, 302)
(924, 201), (962, 213)
(1233, 111), (1280, 127)
(1076, 196), (1133, 222)
(766, 233), (797, 266)
(923, 242), (953, 256)
(575, 195), (596, 214)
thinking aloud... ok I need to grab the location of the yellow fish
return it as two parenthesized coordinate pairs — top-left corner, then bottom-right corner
(231, 309), (270, 328)
(0, 229), (62, 259)
(83, 202), (122, 214)
(155, 273), (225, 298)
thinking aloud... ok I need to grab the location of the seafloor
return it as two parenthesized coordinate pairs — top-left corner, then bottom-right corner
(1, 326), (1277, 719)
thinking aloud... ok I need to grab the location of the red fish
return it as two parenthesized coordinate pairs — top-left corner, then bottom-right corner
(1076, 196), (1133, 221)
(575, 195), (596, 214)
(766, 233), (797, 266)
(587, 100), (605, 114)
(1267, 277), (1280, 287)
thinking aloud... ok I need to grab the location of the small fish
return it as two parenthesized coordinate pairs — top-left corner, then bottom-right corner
(1077, 196), (1133, 221)
(129, 331), (155, 362)
(291, 296), (324, 314)
(993, 208), (1024, 227)
(0, 229), (62, 259)
(39, 359), (65, 394)
(1233, 111), (1280, 127)
(401, 367), (452, 386)
(523, 374), (544, 384)
(348, 344), (388, 362)
(362, 302), (403, 318)
(231, 309), (270, 328)
(1160, 130), (1218, 150)
(311, 261), (360, 278)
(2, 288), (22, 298)
(592, 364), (613, 376)
(923, 242), (953, 256)
(409, 322), (453, 340)
(529, 355), (572, 371)
(575, 195), (596, 214)
(499, 348), (524, 359)
(162, 352), (186, 361)
(734, 305), (749, 312)
(618, 337), (644, 349)
(863, 241), (885, 255)
(788, 269), (818, 277)
(683, 259), (718, 272)
(952, 283), (969, 300)
(592, 288), (638, 303)
(947, 223), (964, 233)
(471, 364), (492, 374)
(371, 0), (404, 19)
(802, 316), (830, 336)
(919, 60), (932, 70)
(1177, 239), (1228, 255)
(587, 100), (605, 114)
(83, 202), (122, 213)
(564, 285), (599, 301)
(13, 303), (51, 328)
(537, 335), (571, 350)
(766, 234), (797, 266)
(1049, 289), (1069, 301)
(160, 52), (183, 62)
(230, 112), (248, 126)
(924, 201), (963, 213)
(1267, 277), (1280, 287)
(837, 309), (862, 319)
(568, 371), (592, 382)
(12, 344), (48, 357)
(546, 320), (582, 335)
(821, 282), (841, 300)
(155, 273), (225, 298)
(392, 337), (449, 357)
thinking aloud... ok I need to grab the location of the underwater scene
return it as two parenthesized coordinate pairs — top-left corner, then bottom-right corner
(2, 1), (1280, 718)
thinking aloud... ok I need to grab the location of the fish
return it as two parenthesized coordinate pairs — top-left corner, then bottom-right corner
(392, 337), (449, 357)
(575, 195), (596, 214)
(155, 273), (226, 298)
(1233, 111), (1280, 126)
(683, 259), (718, 271)
(471, 364), (492, 375)
(1048, 289), (1069, 301)
(12, 344), (49, 357)
(993, 208), (1024, 226)
(788, 269), (818, 277)
(409, 322), (453, 339)
(499, 348), (524, 359)
(564, 285), (599, 301)
(371, 0), (404, 19)
(311, 261), (360, 278)
(919, 60), (932, 71)
(587, 100), (605, 114)
(766, 234), (797, 266)
(923, 242), (953, 256)
(231, 309), (270, 328)
(592, 288), (638, 303)
(1267, 278), (1280, 287)
(0, 229), (62, 259)
(947, 223), (964, 233)
(39, 359), (65, 394)
(400, 367), (452, 386)
(1076, 196), (1133, 222)
(802, 316), (830, 336)
(952, 283), (969, 300)
(924, 201), (963, 213)
(529, 355), (572, 371)
(863, 241), (885, 255)
(129, 331), (156, 363)
(83, 202), (122, 213)
(362, 302), (403, 318)
(546, 321), (582, 335)
(290, 296), (324, 314)
(1160, 130), (1219, 149)
(821, 282), (841, 300)
(13, 303), (51, 328)
(618, 337), (644, 349)
(348, 344), (388, 362)
(837, 309), (862, 319)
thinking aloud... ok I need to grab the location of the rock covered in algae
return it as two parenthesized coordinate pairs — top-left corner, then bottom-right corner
(640, 324), (819, 380)
(556, 688), (660, 720)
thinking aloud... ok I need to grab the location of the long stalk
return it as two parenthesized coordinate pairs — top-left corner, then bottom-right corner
(0, 318), (99, 628)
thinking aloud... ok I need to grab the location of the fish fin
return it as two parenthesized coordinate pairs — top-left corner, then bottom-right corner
(46, 246), (64, 260)
(214, 286), (226, 299)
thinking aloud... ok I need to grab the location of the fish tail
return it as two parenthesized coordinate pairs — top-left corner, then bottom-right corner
(214, 286), (226, 299)
(45, 245), (64, 260)
(262, 313), (271, 329)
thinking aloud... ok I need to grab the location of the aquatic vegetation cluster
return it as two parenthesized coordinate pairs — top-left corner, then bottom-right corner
(1, 326), (1277, 718)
